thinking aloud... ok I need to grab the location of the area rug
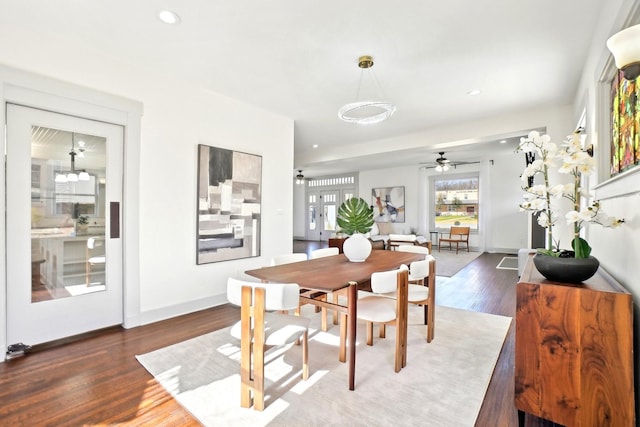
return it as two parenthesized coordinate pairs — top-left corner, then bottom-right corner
(431, 250), (482, 277)
(496, 256), (518, 271)
(136, 305), (511, 427)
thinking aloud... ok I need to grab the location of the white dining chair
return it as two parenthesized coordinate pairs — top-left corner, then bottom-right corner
(85, 237), (106, 286)
(269, 253), (308, 266)
(309, 247), (339, 259)
(396, 244), (430, 256)
(375, 256), (436, 342)
(351, 267), (409, 372)
(227, 277), (310, 411)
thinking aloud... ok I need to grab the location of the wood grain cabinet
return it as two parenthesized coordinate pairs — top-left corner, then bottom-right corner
(515, 256), (635, 426)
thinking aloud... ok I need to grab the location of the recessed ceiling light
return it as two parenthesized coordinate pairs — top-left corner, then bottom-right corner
(158, 10), (181, 25)
(467, 89), (481, 96)
(499, 140), (507, 144)
(313, 144), (318, 148)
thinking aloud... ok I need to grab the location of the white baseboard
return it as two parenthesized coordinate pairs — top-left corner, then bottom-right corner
(134, 294), (229, 327)
(484, 247), (519, 254)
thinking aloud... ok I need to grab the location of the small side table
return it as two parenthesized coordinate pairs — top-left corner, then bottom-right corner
(429, 231), (439, 249)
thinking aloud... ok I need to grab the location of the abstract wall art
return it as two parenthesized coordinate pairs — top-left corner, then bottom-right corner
(196, 144), (261, 264)
(372, 186), (405, 223)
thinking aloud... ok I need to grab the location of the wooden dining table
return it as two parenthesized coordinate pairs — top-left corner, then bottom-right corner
(244, 249), (424, 390)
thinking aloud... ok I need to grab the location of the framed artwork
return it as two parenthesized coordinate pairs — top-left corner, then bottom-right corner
(372, 186), (405, 223)
(610, 70), (639, 176)
(196, 144), (262, 264)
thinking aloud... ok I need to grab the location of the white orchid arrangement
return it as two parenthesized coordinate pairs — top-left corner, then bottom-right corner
(518, 131), (623, 259)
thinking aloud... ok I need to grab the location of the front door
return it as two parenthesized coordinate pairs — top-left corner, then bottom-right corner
(306, 192), (321, 241)
(320, 191), (339, 241)
(6, 104), (124, 347)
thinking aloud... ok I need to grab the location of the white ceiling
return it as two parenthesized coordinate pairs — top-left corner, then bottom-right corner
(3, 1), (606, 177)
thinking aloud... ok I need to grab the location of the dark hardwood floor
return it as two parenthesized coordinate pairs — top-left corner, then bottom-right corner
(1, 242), (555, 426)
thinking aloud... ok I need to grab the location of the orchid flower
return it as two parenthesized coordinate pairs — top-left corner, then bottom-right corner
(517, 131), (624, 258)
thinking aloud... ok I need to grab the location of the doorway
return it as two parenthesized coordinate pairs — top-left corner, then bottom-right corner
(6, 104), (124, 347)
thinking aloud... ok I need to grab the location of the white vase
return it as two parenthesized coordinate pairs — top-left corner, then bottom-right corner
(343, 233), (372, 262)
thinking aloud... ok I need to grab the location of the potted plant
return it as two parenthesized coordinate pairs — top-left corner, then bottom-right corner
(76, 215), (89, 235)
(518, 131), (624, 282)
(336, 197), (374, 262)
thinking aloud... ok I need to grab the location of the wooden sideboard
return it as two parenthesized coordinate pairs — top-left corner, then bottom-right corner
(515, 255), (635, 426)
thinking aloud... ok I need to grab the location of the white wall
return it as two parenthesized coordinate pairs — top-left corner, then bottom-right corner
(293, 182), (306, 239)
(358, 154), (528, 253)
(359, 166), (420, 235)
(0, 59), (294, 329)
(134, 80), (294, 322)
(354, 104), (575, 254)
(575, 0), (640, 295)
(573, 0), (640, 407)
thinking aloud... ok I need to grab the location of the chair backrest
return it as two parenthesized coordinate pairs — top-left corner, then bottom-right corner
(269, 253), (308, 266)
(449, 226), (470, 239)
(310, 247), (339, 259)
(87, 237), (103, 250)
(370, 266), (408, 294)
(409, 259), (431, 279)
(397, 245), (429, 255)
(388, 233), (416, 242)
(227, 277), (300, 311)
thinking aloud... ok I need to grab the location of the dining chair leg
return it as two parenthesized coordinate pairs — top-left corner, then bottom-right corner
(253, 288), (266, 411)
(321, 306), (328, 332)
(379, 323), (386, 338)
(240, 343), (252, 408)
(253, 343), (265, 411)
(394, 324), (403, 373)
(240, 287), (254, 409)
(366, 321), (374, 346)
(301, 330), (309, 380)
(339, 312), (347, 363)
(397, 269), (409, 371)
(426, 304), (435, 343)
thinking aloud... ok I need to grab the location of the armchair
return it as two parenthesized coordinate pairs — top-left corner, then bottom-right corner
(438, 226), (470, 254)
(387, 233), (432, 253)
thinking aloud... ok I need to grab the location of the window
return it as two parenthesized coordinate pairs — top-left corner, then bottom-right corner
(54, 176), (97, 216)
(433, 175), (479, 230)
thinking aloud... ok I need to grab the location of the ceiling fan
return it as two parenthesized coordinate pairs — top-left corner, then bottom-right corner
(420, 152), (478, 171)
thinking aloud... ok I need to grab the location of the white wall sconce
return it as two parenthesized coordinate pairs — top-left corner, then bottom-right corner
(607, 24), (640, 80)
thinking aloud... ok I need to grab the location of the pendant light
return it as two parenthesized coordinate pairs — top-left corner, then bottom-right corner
(338, 55), (396, 125)
(55, 132), (91, 183)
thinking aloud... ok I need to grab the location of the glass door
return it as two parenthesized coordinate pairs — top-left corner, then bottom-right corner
(307, 192), (320, 241)
(320, 191), (339, 241)
(6, 104), (123, 347)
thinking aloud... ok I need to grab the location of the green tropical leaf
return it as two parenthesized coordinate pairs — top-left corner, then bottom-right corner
(536, 248), (559, 257)
(336, 197), (374, 235)
(572, 237), (591, 259)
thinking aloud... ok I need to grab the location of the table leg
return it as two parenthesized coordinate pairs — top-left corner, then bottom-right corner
(347, 281), (357, 391)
